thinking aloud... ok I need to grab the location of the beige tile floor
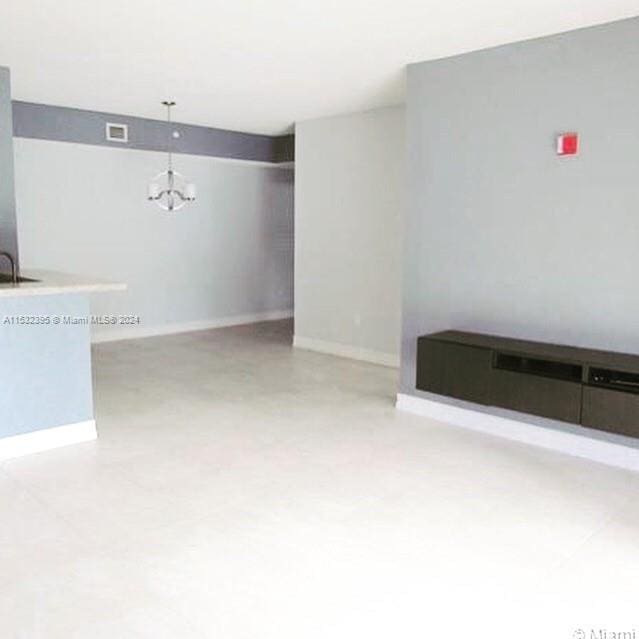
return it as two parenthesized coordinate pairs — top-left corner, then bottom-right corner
(1, 320), (639, 638)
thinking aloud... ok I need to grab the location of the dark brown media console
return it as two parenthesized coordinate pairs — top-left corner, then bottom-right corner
(416, 331), (639, 439)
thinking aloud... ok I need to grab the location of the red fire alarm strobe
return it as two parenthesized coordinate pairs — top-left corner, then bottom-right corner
(557, 133), (579, 156)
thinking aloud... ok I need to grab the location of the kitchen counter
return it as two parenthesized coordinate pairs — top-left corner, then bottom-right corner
(0, 269), (126, 459)
(0, 269), (126, 298)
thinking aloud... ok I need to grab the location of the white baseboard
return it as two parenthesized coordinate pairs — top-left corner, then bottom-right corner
(0, 420), (97, 462)
(293, 335), (399, 367)
(92, 310), (293, 343)
(396, 393), (639, 473)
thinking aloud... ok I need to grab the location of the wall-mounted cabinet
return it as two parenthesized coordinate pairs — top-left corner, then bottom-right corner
(416, 331), (639, 439)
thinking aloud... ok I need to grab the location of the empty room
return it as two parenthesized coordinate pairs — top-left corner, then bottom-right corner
(2, 2), (639, 637)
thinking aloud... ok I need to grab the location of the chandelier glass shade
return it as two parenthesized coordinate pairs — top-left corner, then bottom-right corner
(147, 101), (196, 212)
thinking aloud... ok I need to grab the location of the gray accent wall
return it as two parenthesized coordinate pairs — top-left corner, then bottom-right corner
(402, 16), (639, 403)
(0, 67), (18, 271)
(13, 101), (294, 164)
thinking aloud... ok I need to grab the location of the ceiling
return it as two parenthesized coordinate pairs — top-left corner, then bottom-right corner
(1, 1), (638, 135)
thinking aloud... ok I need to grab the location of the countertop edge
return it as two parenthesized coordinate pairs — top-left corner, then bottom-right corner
(0, 270), (127, 298)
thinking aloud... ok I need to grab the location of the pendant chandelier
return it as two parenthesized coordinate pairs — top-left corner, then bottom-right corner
(147, 101), (196, 212)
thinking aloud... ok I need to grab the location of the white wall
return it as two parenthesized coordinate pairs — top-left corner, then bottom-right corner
(294, 106), (404, 366)
(13, 138), (294, 340)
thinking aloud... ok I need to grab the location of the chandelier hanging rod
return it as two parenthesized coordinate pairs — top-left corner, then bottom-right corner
(147, 100), (196, 212)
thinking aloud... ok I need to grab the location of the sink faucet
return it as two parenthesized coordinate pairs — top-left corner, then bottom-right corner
(0, 251), (17, 285)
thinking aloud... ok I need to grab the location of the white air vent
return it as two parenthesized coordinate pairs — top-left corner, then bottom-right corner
(106, 122), (128, 143)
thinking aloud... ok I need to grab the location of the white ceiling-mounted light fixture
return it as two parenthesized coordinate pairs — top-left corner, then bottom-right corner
(147, 101), (196, 212)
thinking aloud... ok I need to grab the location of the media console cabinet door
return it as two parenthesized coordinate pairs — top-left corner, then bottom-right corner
(416, 336), (582, 424)
(416, 339), (493, 405)
(489, 369), (582, 424)
(582, 386), (639, 438)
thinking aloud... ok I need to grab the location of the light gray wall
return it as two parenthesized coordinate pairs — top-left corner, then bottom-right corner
(295, 106), (404, 364)
(0, 294), (93, 437)
(14, 139), (294, 340)
(0, 67), (18, 270)
(402, 17), (639, 398)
